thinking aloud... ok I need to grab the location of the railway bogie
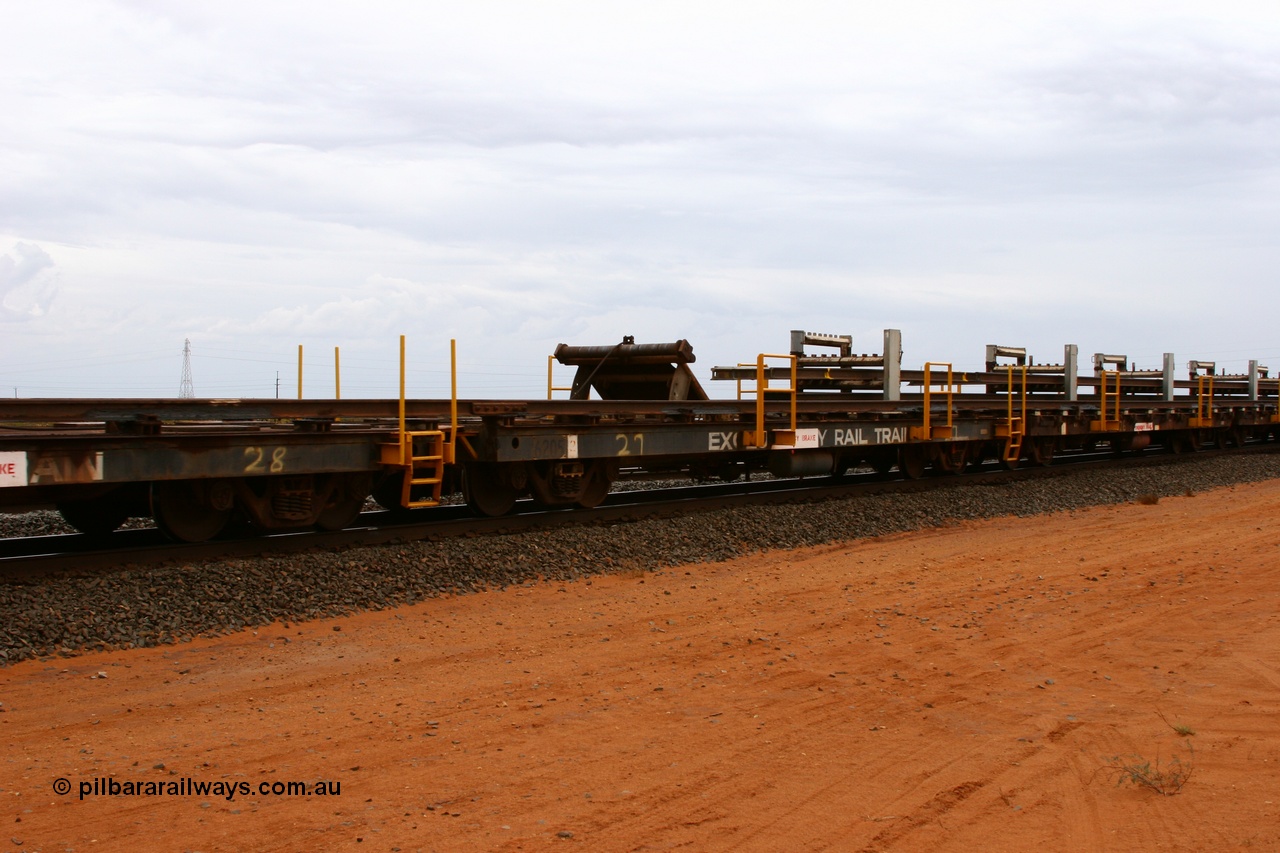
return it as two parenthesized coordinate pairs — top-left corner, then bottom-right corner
(2, 329), (1277, 541)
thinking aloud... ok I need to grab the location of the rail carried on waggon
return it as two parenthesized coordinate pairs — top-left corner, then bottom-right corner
(1, 330), (1276, 541)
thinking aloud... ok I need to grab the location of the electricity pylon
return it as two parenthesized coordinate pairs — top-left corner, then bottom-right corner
(179, 339), (195, 398)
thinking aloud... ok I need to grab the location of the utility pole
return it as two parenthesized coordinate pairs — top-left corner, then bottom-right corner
(179, 339), (195, 398)
(275, 371), (280, 399)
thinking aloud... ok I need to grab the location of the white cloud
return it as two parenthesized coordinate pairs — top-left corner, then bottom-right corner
(1, 1), (1278, 396)
(0, 242), (58, 319)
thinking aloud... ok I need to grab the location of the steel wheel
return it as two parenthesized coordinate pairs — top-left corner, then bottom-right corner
(316, 497), (363, 531)
(316, 496), (364, 531)
(57, 496), (130, 537)
(151, 481), (232, 543)
(463, 463), (519, 517)
(576, 461), (613, 509)
(315, 474), (371, 531)
(869, 451), (897, 476)
(1028, 438), (1056, 467)
(932, 442), (969, 475)
(1217, 426), (1245, 448)
(898, 446), (928, 479)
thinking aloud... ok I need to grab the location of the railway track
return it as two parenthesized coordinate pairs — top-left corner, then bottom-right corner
(3, 444), (1271, 576)
(4, 446), (1279, 664)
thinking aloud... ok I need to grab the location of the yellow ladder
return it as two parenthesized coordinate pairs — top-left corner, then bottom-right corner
(381, 336), (459, 509)
(380, 429), (451, 508)
(996, 363), (1027, 462)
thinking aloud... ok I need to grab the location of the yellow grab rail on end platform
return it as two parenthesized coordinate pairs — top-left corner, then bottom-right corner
(910, 362), (955, 441)
(1091, 370), (1122, 431)
(740, 353), (796, 447)
(380, 336), (459, 508)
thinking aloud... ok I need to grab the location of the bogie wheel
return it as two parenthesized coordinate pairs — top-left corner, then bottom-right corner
(372, 473), (411, 513)
(151, 480), (232, 543)
(932, 442), (969, 475)
(868, 452), (897, 476)
(1028, 438), (1056, 467)
(316, 474), (370, 531)
(463, 463), (519, 517)
(898, 446), (928, 480)
(57, 495), (131, 537)
(717, 463), (745, 483)
(317, 496), (365, 531)
(576, 461), (614, 509)
(1217, 426), (1245, 449)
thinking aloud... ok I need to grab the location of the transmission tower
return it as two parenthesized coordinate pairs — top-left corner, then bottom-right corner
(179, 338), (195, 398)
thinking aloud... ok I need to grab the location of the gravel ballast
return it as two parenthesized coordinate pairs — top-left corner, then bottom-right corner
(2, 452), (1277, 664)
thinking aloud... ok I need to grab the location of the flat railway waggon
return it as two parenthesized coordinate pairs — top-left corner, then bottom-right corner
(1, 330), (1276, 542)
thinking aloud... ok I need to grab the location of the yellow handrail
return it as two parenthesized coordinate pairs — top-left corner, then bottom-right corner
(448, 339), (457, 464)
(1191, 374), (1215, 428)
(547, 355), (574, 400)
(912, 362), (954, 440)
(1006, 364), (1028, 430)
(397, 335), (406, 462)
(745, 353), (796, 447)
(381, 336), (459, 507)
(1091, 369), (1122, 431)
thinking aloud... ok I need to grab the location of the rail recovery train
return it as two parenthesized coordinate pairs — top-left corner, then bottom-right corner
(0, 330), (1276, 542)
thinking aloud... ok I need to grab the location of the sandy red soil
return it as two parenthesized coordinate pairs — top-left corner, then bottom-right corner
(3, 479), (1280, 852)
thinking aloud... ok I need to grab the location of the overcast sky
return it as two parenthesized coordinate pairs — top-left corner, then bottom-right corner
(2, 1), (1277, 398)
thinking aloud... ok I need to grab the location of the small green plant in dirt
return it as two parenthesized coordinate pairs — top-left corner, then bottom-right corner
(1157, 708), (1195, 737)
(1105, 743), (1194, 795)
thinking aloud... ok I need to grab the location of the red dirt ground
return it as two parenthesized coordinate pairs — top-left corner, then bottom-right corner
(3, 479), (1280, 852)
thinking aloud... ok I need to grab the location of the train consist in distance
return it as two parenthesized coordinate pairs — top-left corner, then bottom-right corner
(0, 329), (1276, 542)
